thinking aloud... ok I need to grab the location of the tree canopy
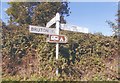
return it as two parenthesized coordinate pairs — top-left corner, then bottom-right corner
(6, 2), (70, 26)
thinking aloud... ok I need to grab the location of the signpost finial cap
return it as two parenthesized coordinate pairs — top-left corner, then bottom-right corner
(56, 13), (60, 21)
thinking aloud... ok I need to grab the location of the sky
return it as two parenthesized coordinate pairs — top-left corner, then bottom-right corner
(0, 2), (118, 36)
(65, 2), (118, 36)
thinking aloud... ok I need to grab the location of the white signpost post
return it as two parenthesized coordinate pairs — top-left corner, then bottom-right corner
(55, 13), (60, 75)
(46, 13), (60, 75)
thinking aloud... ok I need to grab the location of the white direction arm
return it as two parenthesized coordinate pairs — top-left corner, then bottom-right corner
(46, 16), (56, 28)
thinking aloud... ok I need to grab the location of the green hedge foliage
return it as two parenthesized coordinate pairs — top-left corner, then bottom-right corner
(2, 24), (119, 81)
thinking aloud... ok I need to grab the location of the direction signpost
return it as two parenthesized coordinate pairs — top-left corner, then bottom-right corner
(29, 12), (89, 76)
(46, 13), (60, 75)
(29, 13), (61, 76)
